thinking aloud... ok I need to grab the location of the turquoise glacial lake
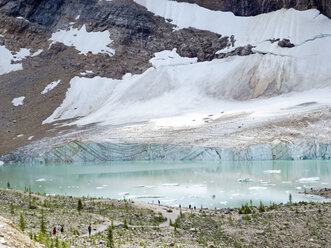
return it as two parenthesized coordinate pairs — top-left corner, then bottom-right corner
(1, 160), (330, 208)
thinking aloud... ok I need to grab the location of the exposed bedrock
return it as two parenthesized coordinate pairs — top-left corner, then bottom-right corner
(175, 0), (331, 18)
(1, 141), (330, 164)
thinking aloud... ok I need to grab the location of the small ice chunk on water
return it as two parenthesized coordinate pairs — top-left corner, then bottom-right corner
(17, 134), (24, 138)
(238, 178), (253, 183)
(249, 186), (267, 191)
(264, 170), (281, 174)
(96, 186), (104, 190)
(36, 178), (52, 182)
(162, 183), (179, 186)
(297, 177), (320, 183)
(28, 136), (34, 140)
(282, 181), (292, 184)
(118, 192), (129, 196)
(296, 186), (302, 190)
(0, 161), (4, 166)
(220, 201), (227, 205)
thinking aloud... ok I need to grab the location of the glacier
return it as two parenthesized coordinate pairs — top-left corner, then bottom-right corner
(2, 0), (330, 162)
(1, 141), (330, 164)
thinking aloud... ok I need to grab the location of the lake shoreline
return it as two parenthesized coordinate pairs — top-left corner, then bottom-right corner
(0, 188), (330, 247)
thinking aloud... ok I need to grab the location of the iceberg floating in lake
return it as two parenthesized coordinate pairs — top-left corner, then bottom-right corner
(35, 178), (53, 182)
(264, 170), (281, 174)
(297, 177), (320, 183)
(238, 178), (254, 183)
(118, 192), (129, 196)
(249, 186), (268, 191)
(162, 183), (180, 186)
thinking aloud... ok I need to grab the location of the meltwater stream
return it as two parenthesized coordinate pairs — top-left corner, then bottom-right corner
(0, 160), (330, 208)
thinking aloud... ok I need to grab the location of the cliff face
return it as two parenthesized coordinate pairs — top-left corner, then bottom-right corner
(175, 0), (331, 18)
(0, 0), (330, 160)
(0, 0), (232, 155)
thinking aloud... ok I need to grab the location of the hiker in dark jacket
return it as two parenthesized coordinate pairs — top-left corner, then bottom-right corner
(88, 224), (92, 236)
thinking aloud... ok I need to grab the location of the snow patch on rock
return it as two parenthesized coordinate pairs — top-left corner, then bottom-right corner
(12, 96), (25, 106)
(50, 24), (115, 55)
(41, 80), (61, 94)
(150, 48), (197, 68)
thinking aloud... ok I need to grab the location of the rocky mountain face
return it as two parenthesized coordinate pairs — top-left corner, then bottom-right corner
(175, 0), (331, 18)
(0, 0), (233, 155)
(0, 0), (330, 161)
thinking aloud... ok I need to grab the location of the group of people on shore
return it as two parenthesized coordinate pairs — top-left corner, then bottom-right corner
(157, 200), (203, 211)
(51, 224), (93, 236)
(52, 225), (64, 236)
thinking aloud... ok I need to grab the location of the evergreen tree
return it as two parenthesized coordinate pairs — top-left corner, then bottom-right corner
(289, 193), (292, 205)
(10, 203), (14, 215)
(77, 199), (83, 212)
(107, 226), (114, 248)
(19, 212), (26, 231)
(40, 209), (46, 234)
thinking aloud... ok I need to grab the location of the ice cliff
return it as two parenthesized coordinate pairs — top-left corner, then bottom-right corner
(1, 141), (330, 164)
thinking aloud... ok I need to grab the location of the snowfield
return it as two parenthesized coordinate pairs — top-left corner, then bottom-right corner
(42, 1), (331, 148)
(134, 0), (331, 46)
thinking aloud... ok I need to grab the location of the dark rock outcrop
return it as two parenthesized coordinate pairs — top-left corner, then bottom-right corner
(278, 39), (295, 48)
(175, 0), (331, 18)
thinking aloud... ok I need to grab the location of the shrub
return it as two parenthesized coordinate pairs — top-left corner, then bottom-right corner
(258, 201), (265, 213)
(238, 203), (252, 214)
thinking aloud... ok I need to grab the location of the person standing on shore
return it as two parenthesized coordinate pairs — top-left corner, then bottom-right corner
(53, 227), (56, 236)
(88, 224), (92, 236)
